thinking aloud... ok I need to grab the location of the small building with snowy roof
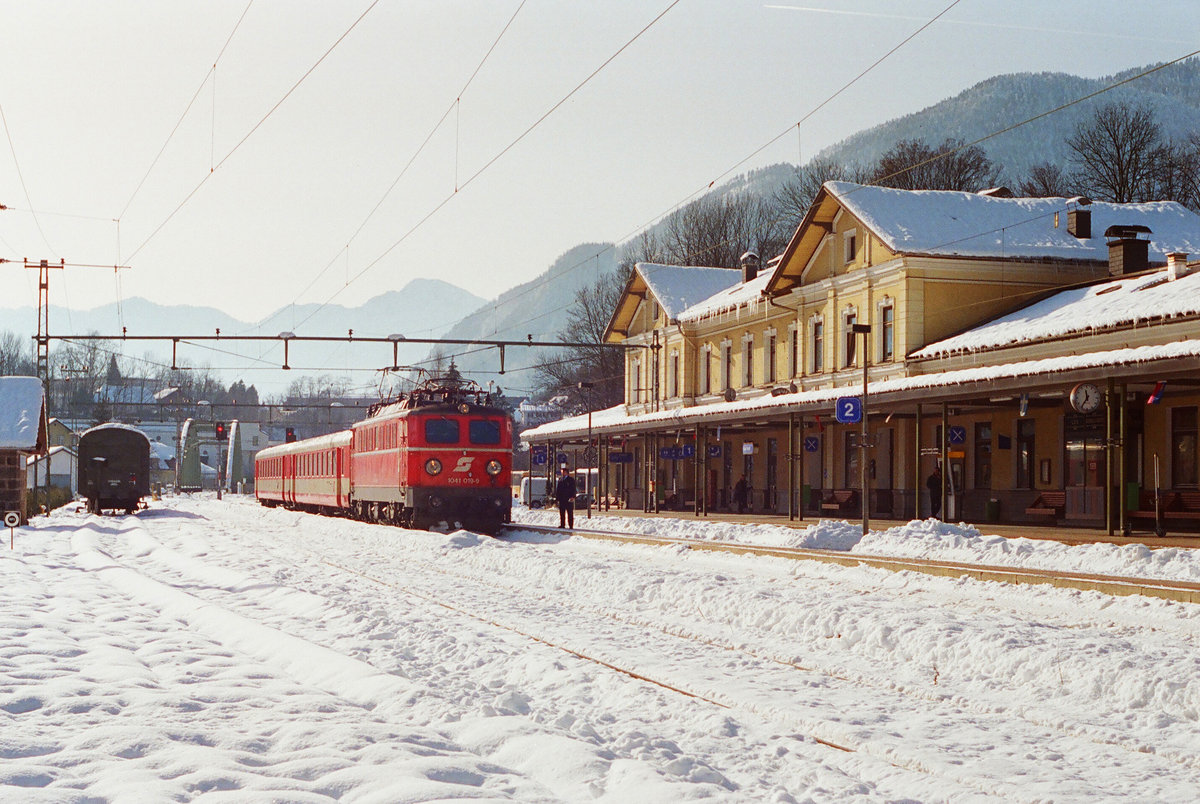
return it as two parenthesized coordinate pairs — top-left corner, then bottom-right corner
(525, 182), (1200, 531)
(27, 446), (77, 495)
(0, 376), (48, 522)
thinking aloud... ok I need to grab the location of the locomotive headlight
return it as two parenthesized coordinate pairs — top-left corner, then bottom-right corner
(425, 458), (443, 475)
(485, 459), (503, 476)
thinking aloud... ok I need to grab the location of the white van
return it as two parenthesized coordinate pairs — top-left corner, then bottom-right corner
(519, 476), (551, 508)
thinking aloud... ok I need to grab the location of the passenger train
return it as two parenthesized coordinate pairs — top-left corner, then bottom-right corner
(255, 370), (512, 533)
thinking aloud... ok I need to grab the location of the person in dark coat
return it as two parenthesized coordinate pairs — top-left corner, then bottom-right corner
(555, 467), (577, 529)
(733, 474), (748, 514)
(926, 465), (943, 518)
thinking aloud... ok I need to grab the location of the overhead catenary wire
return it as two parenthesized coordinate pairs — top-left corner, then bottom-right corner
(123, 0), (381, 265)
(403, 43), (1200, 347)
(365, 0), (963, 341)
(284, 0), (684, 335)
(251, 0), (531, 335)
(116, 0), (255, 226)
(28, 11), (1200, 400)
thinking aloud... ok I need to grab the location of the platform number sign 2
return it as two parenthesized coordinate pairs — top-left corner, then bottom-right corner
(834, 396), (863, 424)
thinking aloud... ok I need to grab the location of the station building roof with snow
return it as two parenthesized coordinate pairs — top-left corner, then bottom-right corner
(524, 182), (1200, 529)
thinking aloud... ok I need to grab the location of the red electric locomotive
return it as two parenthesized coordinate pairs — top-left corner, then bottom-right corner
(255, 369), (512, 534)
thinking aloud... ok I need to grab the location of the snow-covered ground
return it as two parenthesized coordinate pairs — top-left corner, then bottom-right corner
(4, 495), (1200, 801)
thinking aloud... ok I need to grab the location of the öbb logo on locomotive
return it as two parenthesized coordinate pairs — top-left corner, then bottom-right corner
(254, 368), (512, 533)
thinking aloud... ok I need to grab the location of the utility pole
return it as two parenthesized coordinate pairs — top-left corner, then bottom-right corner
(578, 381), (594, 519)
(852, 323), (872, 536)
(28, 259), (63, 516)
(2, 258), (130, 515)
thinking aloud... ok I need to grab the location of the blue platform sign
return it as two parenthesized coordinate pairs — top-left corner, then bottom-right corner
(948, 425), (967, 445)
(557, 453), (569, 465)
(659, 446), (685, 460)
(834, 396), (862, 424)
(531, 446), (547, 465)
(803, 436), (820, 453)
(707, 444), (723, 458)
(681, 443), (696, 458)
(608, 451), (634, 464)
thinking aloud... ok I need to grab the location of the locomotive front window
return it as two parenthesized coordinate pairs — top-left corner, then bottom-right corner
(424, 418), (460, 444)
(469, 420), (501, 445)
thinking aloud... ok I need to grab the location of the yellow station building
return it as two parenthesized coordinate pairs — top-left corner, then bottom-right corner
(522, 182), (1200, 532)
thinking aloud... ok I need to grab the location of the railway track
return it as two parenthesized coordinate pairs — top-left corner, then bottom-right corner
(502, 521), (1200, 605)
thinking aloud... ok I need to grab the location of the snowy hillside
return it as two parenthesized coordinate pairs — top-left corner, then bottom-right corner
(817, 58), (1200, 181)
(425, 243), (619, 390)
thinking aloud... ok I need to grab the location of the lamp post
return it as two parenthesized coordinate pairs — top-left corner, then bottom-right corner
(852, 323), (872, 536)
(578, 381), (594, 519)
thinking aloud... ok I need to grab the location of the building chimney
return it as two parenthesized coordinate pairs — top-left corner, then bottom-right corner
(740, 250), (760, 283)
(1104, 225), (1151, 276)
(1067, 197), (1091, 239)
(1167, 252), (1193, 280)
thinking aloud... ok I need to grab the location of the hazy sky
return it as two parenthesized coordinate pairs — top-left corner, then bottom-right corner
(0, 0), (1196, 331)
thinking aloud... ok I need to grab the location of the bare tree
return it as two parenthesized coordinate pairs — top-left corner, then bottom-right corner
(534, 266), (631, 410)
(660, 193), (791, 268)
(1018, 162), (1074, 197)
(774, 157), (862, 225)
(1067, 102), (1165, 203)
(1152, 133), (1200, 211)
(0, 331), (34, 376)
(285, 374), (352, 401)
(872, 138), (998, 192)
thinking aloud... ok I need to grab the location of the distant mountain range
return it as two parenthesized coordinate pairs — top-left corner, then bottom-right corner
(0, 278), (486, 388)
(427, 243), (619, 395)
(0, 278), (484, 341)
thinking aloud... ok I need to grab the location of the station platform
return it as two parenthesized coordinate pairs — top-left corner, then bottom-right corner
(567, 506), (1200, 549)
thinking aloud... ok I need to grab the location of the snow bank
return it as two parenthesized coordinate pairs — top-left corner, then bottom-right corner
(512, 508), (1200, 584)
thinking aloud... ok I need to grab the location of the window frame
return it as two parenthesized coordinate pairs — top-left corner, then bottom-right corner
(811, 318), (824, 374)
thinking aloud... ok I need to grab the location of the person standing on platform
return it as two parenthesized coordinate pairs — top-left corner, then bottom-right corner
(555, 466), (577, 529)
(926, 465), (943, 518)
(733, 474), (748, 514)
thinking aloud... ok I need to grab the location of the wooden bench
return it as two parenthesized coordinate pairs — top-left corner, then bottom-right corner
(1163, 491), (1200, 525)
(1129, 490), (1177, 521)
(1024, 491), (1065, 519)
(821, 490), (859, 515)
